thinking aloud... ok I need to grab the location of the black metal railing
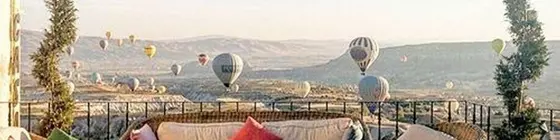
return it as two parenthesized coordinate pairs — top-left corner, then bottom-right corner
(1, 100), (557, 140)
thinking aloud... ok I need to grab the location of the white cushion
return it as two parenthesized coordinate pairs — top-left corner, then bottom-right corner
(157, 122), (244, 140)
(0, 127), (31, 140)
(397, 125), (456, 140)
(130, 124), (157, 140)
(262, 118), (352, 140)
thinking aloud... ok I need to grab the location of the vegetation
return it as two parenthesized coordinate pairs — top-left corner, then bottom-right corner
(30, 0), (78, 136)
(493, 0), (550, 139)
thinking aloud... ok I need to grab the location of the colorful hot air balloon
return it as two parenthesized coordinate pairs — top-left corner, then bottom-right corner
(71, 61), (80, 70)
(359, 76), (390, 101)
(170, 64), (182, 76)
(66, 47), (74, 56)
(148, 77), (155, 86)
(445, 81), (454, 89)
(99, 40), (108, 50)
(105, 31), (112, 40)
(400, 55), (408, 62)
(212, 53), (244, 88)
(67, 81), (75, 95)
(198, 54), (209, 66)
(443, 99), (459, 112)
(491, 38), (505, 55)
(118, 39), (124, 47)
(127, 78), (140, 92)
(129, 35), (136, 44)
(144, 45), (156, 59)
(349, 37), (380, 75)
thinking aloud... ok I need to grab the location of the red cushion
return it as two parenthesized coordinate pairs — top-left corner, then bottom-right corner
(231, 116), (282, 140)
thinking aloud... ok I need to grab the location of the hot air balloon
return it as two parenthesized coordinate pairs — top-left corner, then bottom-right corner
(75, 73), (82, 80)
(71, 61), (80, 70)
(127, 78), (140, 92)
(297, 81), (311, 98)
(118, 39), (124, 47)
(359, 76), (390, 101)
(445, 81), (454, 89)
(523, 97), (536, 108)
(400, 55), (408, 62)
(349, 37), (379, 75)
(212, 53), (244, 88)
(129, 35), (136, 44)
(148, 77), (155, 86)
(443, 99), (459, 112)
(105, 31), (112, 40)
(91, 72), (102, 84)
(359, 76), (389, 114)
(64, 70), (73, 79)
(67, 81), (75, 95)
(111, 76), (117, 84)
(144, 45), (156, 59)
(198, 54), (209, 66)
(170, 64), (182, 76)
(66, 47), (74, 56)
(99, 40), (108, 50)
(230, 84), (239, 93)
(491, 38), (505, 55)
(156, 86), (167, 94)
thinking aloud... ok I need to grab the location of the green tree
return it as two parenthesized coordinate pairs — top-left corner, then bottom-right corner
(493, 0), (550, 139)
(30, 0), (78, 136)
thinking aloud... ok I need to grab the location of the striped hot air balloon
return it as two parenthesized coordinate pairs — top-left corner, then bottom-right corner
(358, 76), (389, 114)
(212, 53), (244, 88)
(348, 37), (379, 75)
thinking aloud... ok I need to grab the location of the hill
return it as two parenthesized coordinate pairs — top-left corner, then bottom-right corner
(247, 41), (560, 101)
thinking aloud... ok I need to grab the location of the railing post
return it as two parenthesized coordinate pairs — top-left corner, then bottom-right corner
(413, 101), (417, 124)
(87, 102), (90, 139)
(218, 102), (221, 112)
(430, 101), (434, 126)
(236, 102), (239, 112)
(181, 102), (185, 114)
(448, 101), (452, 122)
(464, 101), (468, 123)
(27, 103), (31, 132)
(125, 102), (129, 127)
(307, 102), (311, 111)
(254, 102), (257, 112)
(107, 102), (110, 140)
(343, 102), (346, 114)
(480, 105), (483, 127)
(550, 109), (554, 131)
(487, 107), (491, 140)
(472, 104), (476, 124)
(145, 102), (148, 118)
(272, 102), (276, 111)
(396, 102), (400, 135)
(360, 102), (364, 121)
(289, 102), (293, 111)
(325, 102), (328, 112)
(163, 102), (167, 115)
(377, 102), (382, 140)
(199, 102), (203, 112)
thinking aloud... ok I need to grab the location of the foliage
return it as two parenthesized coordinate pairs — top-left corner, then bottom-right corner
(29, 0), (78, 136)
(493, 0), (549, 139)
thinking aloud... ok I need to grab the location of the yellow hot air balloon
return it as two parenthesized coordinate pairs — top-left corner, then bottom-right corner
(129, 35), (136, 44)
(144, 45), (156, 59)
(491, 38), (505, 55)
(105, 31), (112, 40)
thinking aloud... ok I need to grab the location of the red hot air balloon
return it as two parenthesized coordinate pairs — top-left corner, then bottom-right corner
(400, 55), (408, 62)
(198, 54), (209, 66)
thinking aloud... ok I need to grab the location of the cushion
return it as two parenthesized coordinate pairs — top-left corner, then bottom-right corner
(231, 116), (282, 140)
(47, 128), (78, 140)
(342, 120), (364, 140)
(397, 125), (456, 140)
(157, 122), (244, 140)
(263, 118), (352, 140)
(130, 124), (157, 140)
(0, 127), (32, 140)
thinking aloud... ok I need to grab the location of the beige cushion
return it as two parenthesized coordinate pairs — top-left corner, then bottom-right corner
(0, 127), (31, 140)
(262, 118), (352, 140)
(157, 122), (244, 140)
(398, 125), (456, 140)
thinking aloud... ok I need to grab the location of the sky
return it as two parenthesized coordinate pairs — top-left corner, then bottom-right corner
(21, 0), (560, 44)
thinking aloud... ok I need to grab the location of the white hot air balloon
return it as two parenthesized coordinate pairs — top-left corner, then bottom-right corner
(148, 77), (155, 86)
(128, 78), (140, 92)
(212, 53), (244, 88)
(230, 84), (239, 93)
(66, 47), (74, 56)
(443, 99), (460, 112)
(297, 81), (311, 98)
(523, 97), (536, 108)
(99, 40), (108, 50)
(349, 37), (380, 75)
(91, 72), (102, 84)
(67, 81), (75, 95)
(358, 76), (390, 101)
(445, 81), (454, 89)
(156, 86), (167, 94)
(170, 64), (182, 76)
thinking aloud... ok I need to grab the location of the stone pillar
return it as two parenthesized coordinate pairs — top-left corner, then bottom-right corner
(0, 0), (21, 127)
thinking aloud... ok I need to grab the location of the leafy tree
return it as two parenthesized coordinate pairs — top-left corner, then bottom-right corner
(493, 0), (550, 139)
(30, 0), (78, 136)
